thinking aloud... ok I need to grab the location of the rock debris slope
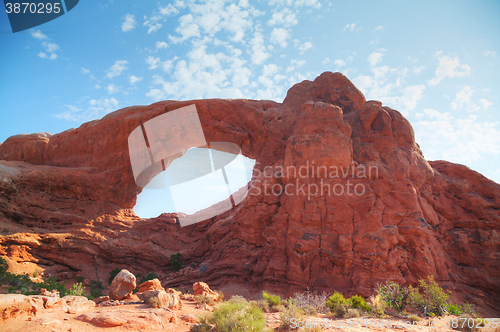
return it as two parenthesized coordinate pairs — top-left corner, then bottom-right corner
(0, 72), (499, 315)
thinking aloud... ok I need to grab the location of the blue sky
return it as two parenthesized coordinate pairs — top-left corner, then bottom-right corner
(1, 0), (499, 196)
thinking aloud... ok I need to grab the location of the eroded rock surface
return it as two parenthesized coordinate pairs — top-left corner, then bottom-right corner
(0, 72), (499, 315)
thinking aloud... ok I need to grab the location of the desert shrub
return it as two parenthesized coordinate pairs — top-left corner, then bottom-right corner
(206, 300), (266, 332)
(190, 322), (213, 332)
(302, 327), (322, 332)
(279, 301), (304, 331)
(170, 253), (182, 271)
(215, 290), (224, 302)
(369, 294), (387, 317)
(461, 303), (477, 317)
(407, 314), (421, 323)
(250, 299), (270, 313)
(108, 268), (120, 285)
(325, 291), (347, 313)
(292, 289), (329, 314)
(148, 296), (162, 308)
(138, 272), (158, 284)
(68, 282), (86, 296)
(409, 275), (450, 316)
(228, 295), (247, 303)
(195, 294), (216, 306)
(347, 295), (371, 312)
(300, 304), (317, 316)
(262, 291), (281, 309)
(447, 304), (463, 315)
(0, 257), (8, 276)
(89, 280), (103, 299)
(345, 308), (361, 318)
(334, 303), (352, 318)
(33, 269), (39, 278)
(376, 281), (411, 313)
(75, 275), (85, 283)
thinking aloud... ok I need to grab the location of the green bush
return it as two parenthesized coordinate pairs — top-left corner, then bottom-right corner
(334, 303), (351, 318)
(89, 280), (103, 299)
(170, 253), (182, 271)
(75, 276), (85, 283)
(409, 275), (450, 316)
(345, 308), (361, 318)
(108, 268), (120, 285)
(250, 299), (270, 313)
(138, 272), (158, 285)
(0, 257), (8, 276)
(68, 282), (86, 296)
(407, 314), (421, 322)
(376, 281), (411, 313)
(447, 304), (463, 315)
(262, 291), (281, 309)
(325, 292), (347, 313)
(347, 295), (371, 312)
(203, 300), (266, 332)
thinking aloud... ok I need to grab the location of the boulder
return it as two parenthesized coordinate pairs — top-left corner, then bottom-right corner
(0, 294), (34, 320)
(109, 269), (136, 300)
(193, 282), (219, 302)
(138, 278), (164, 292)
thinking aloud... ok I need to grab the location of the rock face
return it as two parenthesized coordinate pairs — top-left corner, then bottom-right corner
(109, 269), (136, 300)
(0, 72), (499, 315)
(138, 278), (164, 293)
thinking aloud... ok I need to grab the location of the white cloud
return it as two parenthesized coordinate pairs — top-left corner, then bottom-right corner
(353, 67), (424, 114)
(268, 0), (321, 8)
(250, 32), (270, 65)
(106, 60), (128, 78)
(451, 86), (475, 111)
(129, 75), (143, 85)
(105, 84), (121, 94)
(322, 58), (330, 65)
(479, 98), (493, 111)
(42, 42), (59, 52)
(483, 51), (497, 57)
(95, 84), (101, 89)
(298, 41), (312, 52)
(428, 53), (471, 85)
(55, 98), (119, 122)
(159, 3), (179, 16)
(146, 56), (161, 69)
(30, 29), (48, 40)
(268, 8), (298, 27)
(342, 23), (356, 32)
(270, 28), (290, 47)
(367, 51), (384, 66)
(121, 14), (136, 32)
(334, 59), (346, 67)
(412, 65), (425, 74)
(415, 109), (500, 164)
(156, 41), (169, 49)
(372, 25), (383, 32)
(81, 68), (90, 74)
(169, 14), (201, 43)
(286, 59), (305, 72)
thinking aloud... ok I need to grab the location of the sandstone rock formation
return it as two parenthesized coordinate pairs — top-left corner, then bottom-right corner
(138, 289), (182, 310)
(0, 72), (499, 315)
(138, 278), (164, 293)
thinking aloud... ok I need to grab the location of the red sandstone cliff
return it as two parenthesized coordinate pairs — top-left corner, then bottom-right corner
(0, 72), (499, 315)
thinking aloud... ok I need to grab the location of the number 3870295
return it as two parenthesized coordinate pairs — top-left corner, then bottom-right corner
(5, 3), (61, 14)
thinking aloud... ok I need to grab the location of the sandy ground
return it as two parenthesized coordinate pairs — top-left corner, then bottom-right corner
(1, 298), (499, 332)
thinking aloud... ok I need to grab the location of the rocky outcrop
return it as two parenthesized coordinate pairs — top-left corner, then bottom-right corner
(0, 72), (499, 315)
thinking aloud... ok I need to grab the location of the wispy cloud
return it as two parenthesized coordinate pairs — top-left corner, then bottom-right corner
(121, 14), (136, 32)
(428, 52), (471, 85)
(106, 60), (128, 78)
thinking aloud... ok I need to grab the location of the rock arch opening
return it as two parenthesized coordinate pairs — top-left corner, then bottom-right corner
(133, 145), (255, 223)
